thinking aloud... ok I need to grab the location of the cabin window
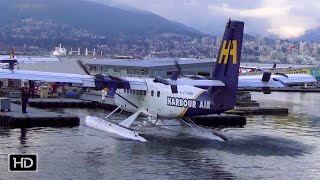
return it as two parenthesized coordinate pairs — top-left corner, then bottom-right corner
(151, 90), (154, 96)
(157, 91), (160, 97)
(144, 91), (146, 96)
(133, 90), (136, 94)
(140, 90), (143, 95)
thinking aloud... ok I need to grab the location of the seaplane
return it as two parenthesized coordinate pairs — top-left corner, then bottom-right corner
(0, 20), (316, 141)
(0, 48), (60, 69)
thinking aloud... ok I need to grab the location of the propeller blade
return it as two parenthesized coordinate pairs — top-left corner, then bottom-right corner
(94, 74), (105, 80)
(169, 60), (182, 93)
(171, 85), (178, 93)
(174, 60), (182, 75)
(154, 76), (169, 85)
(171, 71), (179, 80)
(77, 59), (91, 75)
(262, 72), (271, 82)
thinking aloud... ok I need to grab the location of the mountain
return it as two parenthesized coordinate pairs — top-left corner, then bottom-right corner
(0, 0), (202, 36)
(292, 28), (320, 42)
(0, 0), (204, 49)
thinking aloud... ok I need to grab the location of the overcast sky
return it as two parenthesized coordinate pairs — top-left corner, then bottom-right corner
(90, 0), (320, 38)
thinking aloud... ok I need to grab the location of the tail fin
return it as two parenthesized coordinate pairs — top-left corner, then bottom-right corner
(209, 19), (244, 111)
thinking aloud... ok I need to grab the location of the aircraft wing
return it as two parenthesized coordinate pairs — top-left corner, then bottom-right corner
(15, 57), (61, 63)
(0, 56), (61, 63)
(0, 69), (148, 90)
(165, 79), (225, 87)
(0, 69), (96, 87)
(119, 77), (147, 90)
(238, 73), (317, 87)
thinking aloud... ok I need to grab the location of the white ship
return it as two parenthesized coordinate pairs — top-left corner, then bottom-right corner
(51, 44), (67, 56)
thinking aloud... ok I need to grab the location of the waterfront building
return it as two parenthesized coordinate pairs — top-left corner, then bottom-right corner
(86, 58), (214, 78)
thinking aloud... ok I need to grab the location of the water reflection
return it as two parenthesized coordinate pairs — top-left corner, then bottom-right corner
(19, 128), (27, 144)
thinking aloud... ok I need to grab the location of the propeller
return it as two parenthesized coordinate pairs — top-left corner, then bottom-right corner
(169, 60), (183, 93)
(261, 72), (271, 82)
(77, 59), (91, 75)
(77, 59), (106, 83)
(154, 76), (169, 85)
(153, 60), (183, 93)
(170, 60), (182, 80)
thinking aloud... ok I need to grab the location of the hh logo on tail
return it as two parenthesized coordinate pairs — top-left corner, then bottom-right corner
(218, 40), (237, 64)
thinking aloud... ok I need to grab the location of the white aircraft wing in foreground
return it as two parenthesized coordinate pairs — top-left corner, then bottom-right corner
(0, 69), (149, 91)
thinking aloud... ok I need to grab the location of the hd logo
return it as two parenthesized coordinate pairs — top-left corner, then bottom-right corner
(218, 40), (237, 64)
(8, 154), (38, 172)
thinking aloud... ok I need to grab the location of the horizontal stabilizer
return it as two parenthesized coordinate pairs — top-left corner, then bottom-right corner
(239, 73), (316, 87)
(238, 81), (285, 88)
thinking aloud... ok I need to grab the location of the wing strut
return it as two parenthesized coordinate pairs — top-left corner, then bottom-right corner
(119, 111), (141, 128)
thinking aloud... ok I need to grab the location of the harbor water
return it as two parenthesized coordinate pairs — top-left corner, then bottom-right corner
(0, 92), (320, 179)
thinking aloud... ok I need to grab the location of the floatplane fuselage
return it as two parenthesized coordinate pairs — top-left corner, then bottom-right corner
(115, 79), (220, 119)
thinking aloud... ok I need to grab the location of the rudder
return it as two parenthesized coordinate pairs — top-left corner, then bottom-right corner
(209, 19), (244, 111)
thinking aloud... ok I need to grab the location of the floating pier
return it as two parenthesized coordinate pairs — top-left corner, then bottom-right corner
(0, 90), (290, 129)
(227, 107), (288, 115)
(0, 103), (79, 128)
(10, 98), (117, 110)
(238, 87), (320, 93)
(190, 114), (246, 127)
(236, 100), (260, 107)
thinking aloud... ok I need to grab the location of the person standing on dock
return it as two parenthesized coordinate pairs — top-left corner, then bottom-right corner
(21, 82), (30, 114)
